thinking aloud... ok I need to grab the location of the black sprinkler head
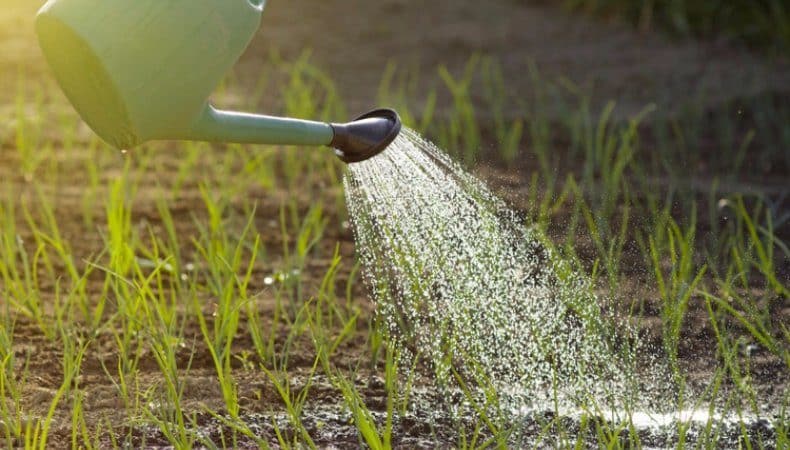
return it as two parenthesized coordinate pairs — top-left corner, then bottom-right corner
(330, 109), (402, 163)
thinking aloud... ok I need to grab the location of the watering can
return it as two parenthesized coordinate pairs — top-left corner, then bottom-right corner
(35, 0), (400, 163)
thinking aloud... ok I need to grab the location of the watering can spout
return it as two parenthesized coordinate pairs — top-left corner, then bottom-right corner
(330, 109), (402, 163)
(35, 0), (400, 164)
(190, 106), (401, 163)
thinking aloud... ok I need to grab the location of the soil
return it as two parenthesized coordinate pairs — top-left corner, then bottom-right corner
(1, 0), (788, 448)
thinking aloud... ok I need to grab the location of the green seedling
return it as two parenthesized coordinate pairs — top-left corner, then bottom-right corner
(437, 55), (482, 164)
(481, 57), (524, 164)
(648, 211), (708, 380)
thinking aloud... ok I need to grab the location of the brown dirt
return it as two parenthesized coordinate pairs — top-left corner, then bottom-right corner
(1, 1), (788, 448)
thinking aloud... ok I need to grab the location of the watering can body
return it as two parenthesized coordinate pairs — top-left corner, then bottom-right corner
(36, 0), (400, 161)
(36, 0), (337, 149)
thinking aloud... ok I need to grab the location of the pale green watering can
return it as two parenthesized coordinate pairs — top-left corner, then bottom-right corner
(35, 0), (400, 163)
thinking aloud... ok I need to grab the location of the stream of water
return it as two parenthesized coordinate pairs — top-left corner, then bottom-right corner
(344, 128), (638, 411)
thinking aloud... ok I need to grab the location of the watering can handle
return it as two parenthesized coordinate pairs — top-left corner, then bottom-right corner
(188, 104), (335, 147)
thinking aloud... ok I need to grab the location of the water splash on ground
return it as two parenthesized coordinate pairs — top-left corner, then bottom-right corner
(344, 128), (639, 411)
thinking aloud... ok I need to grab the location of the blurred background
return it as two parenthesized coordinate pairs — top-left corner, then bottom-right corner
(242, 0), (790, 117)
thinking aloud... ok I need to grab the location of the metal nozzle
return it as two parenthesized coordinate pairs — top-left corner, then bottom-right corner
(330, 109), (402, 163)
